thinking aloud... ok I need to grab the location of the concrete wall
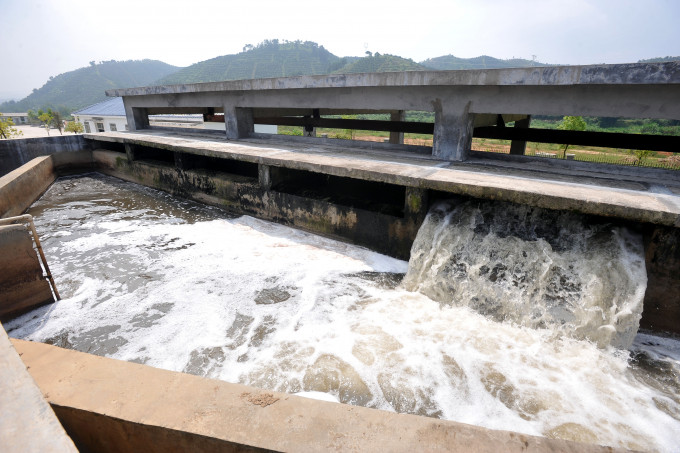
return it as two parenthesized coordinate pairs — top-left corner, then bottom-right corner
(13, 338), (621, 453)
(94, 149), (422, 259)
(0, 224), (54, 321)
(1, 326), (77, 453)
(0, 156), (56, 218)
(0, 135), (91, 177)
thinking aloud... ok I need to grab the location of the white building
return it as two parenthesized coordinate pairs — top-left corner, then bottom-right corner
(72, 98), (128, 133)
(1, 113), (29, 125)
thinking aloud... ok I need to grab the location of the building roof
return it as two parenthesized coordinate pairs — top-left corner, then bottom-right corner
(73, 97), (125, 116)
(1, 113), (28, 116)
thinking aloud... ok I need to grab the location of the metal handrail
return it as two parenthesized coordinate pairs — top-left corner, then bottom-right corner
(0, 214), (61, 300)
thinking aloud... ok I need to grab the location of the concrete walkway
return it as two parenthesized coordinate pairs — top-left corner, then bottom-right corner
(90, 130), (680, 227)
(0, 326), (77, 453)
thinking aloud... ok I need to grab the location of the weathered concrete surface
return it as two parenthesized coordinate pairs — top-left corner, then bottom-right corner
(0, 327), (77, 453)
(107, 62), (680, 96)
(94, 150), (420, 259)
(108, 62), (680, 161)
(88, 131), (680, 227)
(0, 156), (55, 218)
(0, 225), (54, 321)
(13, 338), (625, 453)
(0, 135), (90, 177)
(642, 226), (680, 333)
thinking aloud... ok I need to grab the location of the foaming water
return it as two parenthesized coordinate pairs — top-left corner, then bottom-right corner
(6, 174), (680, 452)
(403, 200), (647, 349)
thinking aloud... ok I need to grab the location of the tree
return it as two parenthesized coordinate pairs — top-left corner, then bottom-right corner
(558, 115), (586, 158)
(51, 110), (64, 135)
(64, 121), (84, 134)
(0, 113), (23, 139)
(27, 110), (39, 125)
(38, 109), (54, 136)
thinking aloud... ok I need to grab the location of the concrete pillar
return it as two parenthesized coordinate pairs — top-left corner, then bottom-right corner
(258, 164), (272, 191)
(509, 116), (532, 156)
(224, 106), (254, 140)
(174, 152), (190, 170)
(389, 111), (405, 144)
(124, 106), (149, 132)
(303, 118), (316, 137)
(404, 187), (429, 224)
(124, 143), (136, 163)
(432, 100), (474, 161)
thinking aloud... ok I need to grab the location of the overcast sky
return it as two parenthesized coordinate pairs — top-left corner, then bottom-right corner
(2, 0), (679, 100)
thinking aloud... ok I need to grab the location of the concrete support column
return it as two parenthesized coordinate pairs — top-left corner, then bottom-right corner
(224, 106), (254, 140)
(404, 187), (429, 224)
(125, 107), (149, 132)
(124, 143), (136, 163)
(509, 116), (532, 156)
(174, 152), (190, 170)
(389, 111), (405, 144)
(258, 164), (272, 191)
(432, 100), (474, 161)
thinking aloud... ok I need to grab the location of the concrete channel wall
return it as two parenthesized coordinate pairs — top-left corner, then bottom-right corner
(12, 338), (624, 453)
(0, 135), (91, 177)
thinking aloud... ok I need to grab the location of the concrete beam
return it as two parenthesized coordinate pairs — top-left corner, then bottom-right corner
(106, 62), (680, 98)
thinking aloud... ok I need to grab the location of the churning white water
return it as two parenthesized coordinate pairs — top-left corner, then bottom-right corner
(5, 175), (680, 452)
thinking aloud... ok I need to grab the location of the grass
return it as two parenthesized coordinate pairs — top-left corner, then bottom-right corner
(275, 126), (680, 170)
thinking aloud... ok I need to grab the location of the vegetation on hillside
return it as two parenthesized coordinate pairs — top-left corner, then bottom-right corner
(0, 59), (180, 114)
(332, 53), (426, 73)
(157, 40), (345, 84)
(420, 54), (548, 70)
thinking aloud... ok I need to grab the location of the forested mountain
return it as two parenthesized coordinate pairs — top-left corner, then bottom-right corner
(155, 41), (549, 86)
(157, 40), (347, 85)
(333, 53), (427, 73)
(0, 60), (179, 114)
(420, 55), (548, 70)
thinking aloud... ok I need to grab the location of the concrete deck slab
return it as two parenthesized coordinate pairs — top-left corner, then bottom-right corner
(88, 130), (680, 227)
(13, 338), (625, 453)
(0, 326), (77, 453)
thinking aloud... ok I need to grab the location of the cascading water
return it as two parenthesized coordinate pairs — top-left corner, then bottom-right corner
(5, 175), (680, 452)
(402, 200), (648, 349)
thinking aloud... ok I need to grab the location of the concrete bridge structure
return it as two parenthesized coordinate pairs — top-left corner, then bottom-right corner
(108, 62), (680, 161)
(1, 62), (680, 452)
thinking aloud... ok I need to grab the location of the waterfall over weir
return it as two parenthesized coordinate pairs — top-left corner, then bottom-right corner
(403, 200), (648, 349)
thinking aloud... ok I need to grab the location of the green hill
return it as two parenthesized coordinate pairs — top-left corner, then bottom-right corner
(332, 53), (427, 73)
(420, 55), (548, 70)
(0, 59), (180, 114)
(157, 40), (347, 84)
